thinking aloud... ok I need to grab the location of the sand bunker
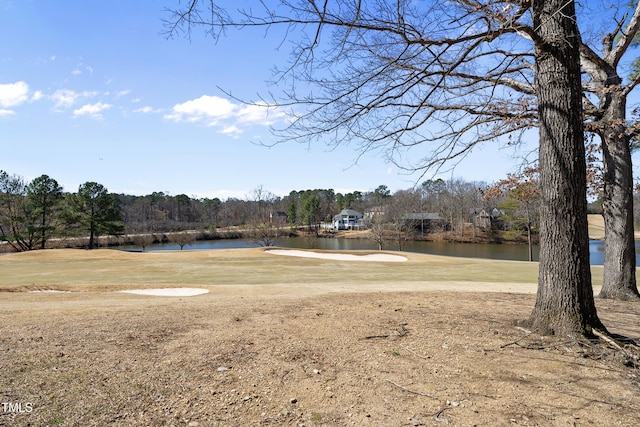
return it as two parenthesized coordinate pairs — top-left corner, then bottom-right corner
(120, 288), (209, 297)
(267, 249), (407, 262)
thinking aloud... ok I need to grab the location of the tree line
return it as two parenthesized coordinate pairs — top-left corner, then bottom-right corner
(0, 171), (123, 251)
(2, 168), (568, 251)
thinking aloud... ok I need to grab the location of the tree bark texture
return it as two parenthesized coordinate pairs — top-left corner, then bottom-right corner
(599, 88), (639, 300)
(528, 0), (604, 337)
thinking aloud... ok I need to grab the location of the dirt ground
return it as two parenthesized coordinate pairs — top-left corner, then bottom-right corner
(1, 286), (639, 426)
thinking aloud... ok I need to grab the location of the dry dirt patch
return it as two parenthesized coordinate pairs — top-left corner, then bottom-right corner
(1, 290), (639, 426)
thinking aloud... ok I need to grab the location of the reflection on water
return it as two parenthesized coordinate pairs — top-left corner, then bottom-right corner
(122, 237), (640, 266)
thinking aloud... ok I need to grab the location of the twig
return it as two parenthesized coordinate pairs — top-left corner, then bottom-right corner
(400, 346), (430, 360)
(500, 330), (535, 348)
(245, 368), (263, 379)
(592, 329), (624, 351)
(396, 323), (410, 337)
(592, 329), (639, 368)
(363, 334), (389, 339)
(385, 379), (438, 399)
(515, 326), (532, 334)
(434, 406), (451, 423)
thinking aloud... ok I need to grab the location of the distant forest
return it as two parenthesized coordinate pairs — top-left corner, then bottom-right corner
(0, 169), (620, 252)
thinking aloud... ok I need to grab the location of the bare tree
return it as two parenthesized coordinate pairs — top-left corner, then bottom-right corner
(367, 207), (387, 250)
(165, 0), (605, 337)
(526, 0), (604, 336)
(579, 3), (640, 300)
(438, 179), (480, 239)
(172, 231), (195, 250)
(132, 233), (155, 251)
(168, 1), (640, 302)
(246, 186), (281, 246)
(419, 179), (447, 235)
(387, 190), (422, 251)
(0, 171), (30, 251)
(248, 223), (282, 247)
(484, 167), (540, 261)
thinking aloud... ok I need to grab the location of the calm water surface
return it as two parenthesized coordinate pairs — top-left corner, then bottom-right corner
(123, 237), (636, 266)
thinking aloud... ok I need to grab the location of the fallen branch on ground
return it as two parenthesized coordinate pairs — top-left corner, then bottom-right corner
(385, 379), (438, 399)
(362, 334), (389, 339)
(400, 346), (430, 360)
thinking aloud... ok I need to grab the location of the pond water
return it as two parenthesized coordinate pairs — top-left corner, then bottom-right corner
(122, 237), (640, 266)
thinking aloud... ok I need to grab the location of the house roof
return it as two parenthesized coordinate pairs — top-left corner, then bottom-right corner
(336, 209), (363, 217)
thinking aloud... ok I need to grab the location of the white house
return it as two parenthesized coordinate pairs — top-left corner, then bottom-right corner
(332, 209), (364, 230)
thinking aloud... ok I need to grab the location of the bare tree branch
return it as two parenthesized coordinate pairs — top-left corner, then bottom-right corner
(607, 3), (640, 67)
(165, 1), (537, 175)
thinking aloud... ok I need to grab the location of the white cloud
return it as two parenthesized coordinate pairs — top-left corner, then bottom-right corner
(51, 89), (79, 108)
(72, 102), (112, 119)
(165, 95), (287, 134)
(165, 95), (236, 125)
(134, 106), (161, 114)
(31, 91), (44, 101)
(0, 109), (16, 117)
(236, 103), (287, 126)
(221, 125), (242, 136)
(51, 89), (98, 109)
(71, 65), (93, 77)
(0, 81), (30, 108)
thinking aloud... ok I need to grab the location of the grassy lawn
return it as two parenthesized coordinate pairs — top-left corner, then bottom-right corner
(0, 246), (603, 294)
(587, 213), (640, 240)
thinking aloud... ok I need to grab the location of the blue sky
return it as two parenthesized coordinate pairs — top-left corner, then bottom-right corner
(1, 0), (542, 200)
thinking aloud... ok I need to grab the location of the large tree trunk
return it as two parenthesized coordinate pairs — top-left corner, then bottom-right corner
(527, 0), (605, 337)
(599, 89), (640, 300)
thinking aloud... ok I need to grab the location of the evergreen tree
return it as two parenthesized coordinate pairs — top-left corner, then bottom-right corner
(26, 175), (64, 249)
(66, 182), (124, 249)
